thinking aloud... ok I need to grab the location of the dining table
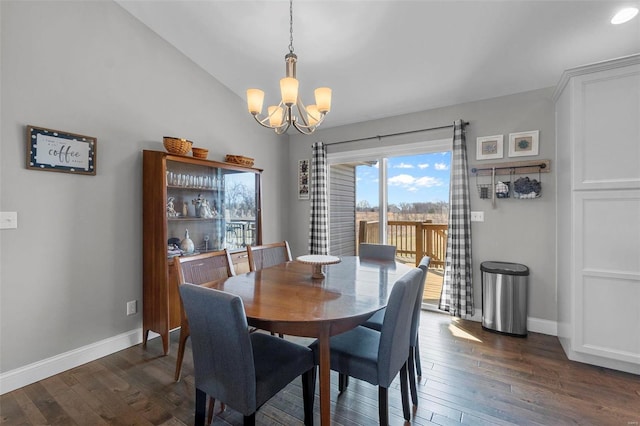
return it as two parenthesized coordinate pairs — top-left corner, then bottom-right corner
(202, 255), (412, 426)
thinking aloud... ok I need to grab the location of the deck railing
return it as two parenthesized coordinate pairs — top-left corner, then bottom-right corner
(358, 220), (447, 268)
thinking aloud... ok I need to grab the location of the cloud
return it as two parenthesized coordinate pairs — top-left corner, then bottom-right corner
(395, 162), (413, 169)
(388, 174), (415, 185)
(434, 162), (449, 170)
(418, 163), (429, 169)
(388, 174), (442, 190)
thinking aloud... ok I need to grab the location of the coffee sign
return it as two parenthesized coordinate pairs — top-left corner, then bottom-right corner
(26, 125), (96, 175)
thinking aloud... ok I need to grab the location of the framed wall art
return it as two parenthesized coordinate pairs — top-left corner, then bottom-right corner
(476, 135), (503, 160)
(26, 125), (97, 175)
(508, 130), (539, 157)
(298, 159), (310, 200)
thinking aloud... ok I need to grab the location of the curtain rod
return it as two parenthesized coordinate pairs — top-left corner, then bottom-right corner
(324, 121), (469, 146)
(471, 162), (547, 174)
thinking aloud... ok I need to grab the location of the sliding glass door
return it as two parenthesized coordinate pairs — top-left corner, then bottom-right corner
(327, 139), (451, 306)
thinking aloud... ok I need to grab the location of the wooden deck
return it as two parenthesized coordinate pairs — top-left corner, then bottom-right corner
(397, 262), (444, 305)
(423, 267), (444, 304)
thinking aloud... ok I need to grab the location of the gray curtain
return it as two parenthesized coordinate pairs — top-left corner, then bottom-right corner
(439, 120), (473, 318)
(308, 142), (328, 255)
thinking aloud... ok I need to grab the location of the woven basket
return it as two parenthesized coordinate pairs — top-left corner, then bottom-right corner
(163, 137), (192, 155)
(225, 155), (254, 167)
(191, 147), (209, 159)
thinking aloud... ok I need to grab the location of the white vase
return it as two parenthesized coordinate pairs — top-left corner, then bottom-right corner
(180, 229), (195, 254)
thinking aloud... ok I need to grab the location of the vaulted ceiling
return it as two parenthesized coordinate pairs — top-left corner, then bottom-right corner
(117, 1), (640, 128)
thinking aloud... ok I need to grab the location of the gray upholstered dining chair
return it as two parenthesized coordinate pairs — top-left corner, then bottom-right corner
(173, 250), (236, 382)
(179, 283), (316, 426)
(362, 256), (431, 406)
(311, 267), (423, 426)
(359, 243), (396, 261)
(247, 241), (292, 271)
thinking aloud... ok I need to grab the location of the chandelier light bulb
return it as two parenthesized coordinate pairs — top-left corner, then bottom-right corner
(314, 87), (332, 113)
(268, 106), (284, 127)
(246, 89), (265, 115)
(280, 77), (299, 106)
(306, 105), (320, 126)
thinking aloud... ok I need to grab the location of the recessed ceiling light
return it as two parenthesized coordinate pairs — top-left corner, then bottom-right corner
(611, 7), (639, 24)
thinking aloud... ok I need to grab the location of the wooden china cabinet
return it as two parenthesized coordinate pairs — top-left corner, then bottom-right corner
(142, 150), (262, 354)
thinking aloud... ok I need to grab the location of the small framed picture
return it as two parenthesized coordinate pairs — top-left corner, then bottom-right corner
(26, 125), (97, 175)
(298, 159), (310, 200)
(508, 130), (539, 157)
(476, 135), (503, 160)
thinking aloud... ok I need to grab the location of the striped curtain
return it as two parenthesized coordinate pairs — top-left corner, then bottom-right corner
(439, 120), (474, 318)
(308, 142), (328, 255)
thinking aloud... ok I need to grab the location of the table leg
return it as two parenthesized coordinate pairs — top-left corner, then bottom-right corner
(318, 329), (331, 426)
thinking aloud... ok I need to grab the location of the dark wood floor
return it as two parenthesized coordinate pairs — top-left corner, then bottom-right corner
(2, 311), (639, 425)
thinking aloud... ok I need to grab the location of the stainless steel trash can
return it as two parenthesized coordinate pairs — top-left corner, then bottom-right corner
(481, 261), (529, 337)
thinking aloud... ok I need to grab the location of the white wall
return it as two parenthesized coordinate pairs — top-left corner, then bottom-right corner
(288, 88), (557, 331)
(0, 0), (288, 381)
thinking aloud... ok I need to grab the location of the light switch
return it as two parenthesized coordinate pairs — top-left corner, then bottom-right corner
(0, 212), (18, 229)
(470, 211), (484, 222)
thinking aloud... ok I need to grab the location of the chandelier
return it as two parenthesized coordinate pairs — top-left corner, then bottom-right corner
(246, 0), (332, 135)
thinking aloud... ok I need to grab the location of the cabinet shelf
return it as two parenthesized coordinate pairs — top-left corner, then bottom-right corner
(167, 217), (223, 221)
(167, 185), (219, 191)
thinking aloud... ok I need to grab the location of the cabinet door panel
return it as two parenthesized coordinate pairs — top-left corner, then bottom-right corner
(574, 65), (640, 189)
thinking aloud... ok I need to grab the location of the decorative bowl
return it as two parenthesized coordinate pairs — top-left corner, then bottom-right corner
(191, 147), (209, 159)
(163, 137), (192, 155)
(225, 154), (255, 167)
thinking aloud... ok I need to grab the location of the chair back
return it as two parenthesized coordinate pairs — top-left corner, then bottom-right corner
(175, 249), (235, 285)
(229, 248), (251, 275)
(247, 241), (292, 271)
(377, 267), (422, 387)
(179, 284), (258, 415)
(411, 256), (431, 344)
(359, 243), (396, 261)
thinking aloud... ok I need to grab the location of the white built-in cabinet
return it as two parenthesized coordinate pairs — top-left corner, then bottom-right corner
(554, 54), (640, 375)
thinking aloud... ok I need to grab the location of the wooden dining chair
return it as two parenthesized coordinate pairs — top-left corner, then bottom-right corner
(359, 243), (397, 261)
(179, 284), (316, 426)
(173, 250), (236, 381)
(311, 268), (423, 425)
(362, 256), (431, 406)
(247, 241), (292, 271)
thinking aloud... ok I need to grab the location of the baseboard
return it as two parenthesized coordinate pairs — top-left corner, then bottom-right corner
(424, 305), (558, 336)
(527, 317), (558, 336)
(0, 328), (142, 395)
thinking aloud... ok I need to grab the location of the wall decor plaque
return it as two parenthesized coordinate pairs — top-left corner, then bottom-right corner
(26, 125), (97, 175)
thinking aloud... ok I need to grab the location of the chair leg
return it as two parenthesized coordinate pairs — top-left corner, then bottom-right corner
(338, 373), (349, 393)
(195, 388), (207, 426)
(243, 413), (256, 426)
(302, 367), (316, 426)
(399, 362), (411, 421)
(408, 350), (418, 406)
(207, 397), (215, 425)
(414, 336), (422, 377)
(378, 386), (389, 426)
(174, 326), (190, 381)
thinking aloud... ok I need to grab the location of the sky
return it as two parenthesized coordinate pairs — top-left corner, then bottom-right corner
(356, 151), (451, 206)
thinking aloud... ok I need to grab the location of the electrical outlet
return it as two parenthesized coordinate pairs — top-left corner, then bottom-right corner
(471, 211), (484, 222)
(126, 300), (137, 316)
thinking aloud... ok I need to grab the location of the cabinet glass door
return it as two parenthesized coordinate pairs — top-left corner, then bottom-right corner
(223, 170), (259, 249)
(166, 160), (224, 255)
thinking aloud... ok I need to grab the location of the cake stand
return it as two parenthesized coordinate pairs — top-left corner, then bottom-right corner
(296, 255), (341, 279)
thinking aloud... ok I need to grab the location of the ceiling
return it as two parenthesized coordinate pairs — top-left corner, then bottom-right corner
(116, 1), (640, 129)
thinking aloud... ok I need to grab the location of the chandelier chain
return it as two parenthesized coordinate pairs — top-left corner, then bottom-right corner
(288, 0), (294, 54)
